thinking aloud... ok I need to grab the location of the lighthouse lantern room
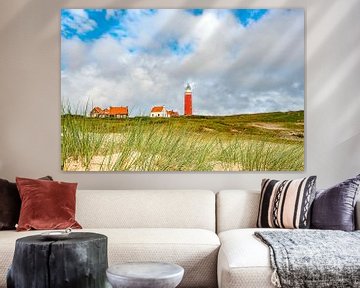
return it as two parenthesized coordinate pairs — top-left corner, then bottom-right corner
(184, 83), (193, 116)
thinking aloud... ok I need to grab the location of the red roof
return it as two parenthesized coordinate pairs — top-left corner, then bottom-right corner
(91, 107), (103, 113)
(108, 106), (128, 115)
(167, 110), (179, 117)
(92, 106), (128, 116)
(151, 106), (165, 113)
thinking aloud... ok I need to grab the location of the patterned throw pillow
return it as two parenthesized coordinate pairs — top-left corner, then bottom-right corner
(257, 176), (317, 229)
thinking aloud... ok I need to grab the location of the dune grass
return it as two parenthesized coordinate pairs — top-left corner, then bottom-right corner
(61, 111), (304, 171)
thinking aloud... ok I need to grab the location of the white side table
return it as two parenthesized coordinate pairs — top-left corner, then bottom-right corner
(106, 262), (184, 288)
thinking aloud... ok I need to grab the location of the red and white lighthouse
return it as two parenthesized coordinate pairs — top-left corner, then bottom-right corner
(184, 83), (193, 116)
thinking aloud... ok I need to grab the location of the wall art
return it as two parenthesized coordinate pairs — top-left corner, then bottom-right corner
(61, 9), (304, 171)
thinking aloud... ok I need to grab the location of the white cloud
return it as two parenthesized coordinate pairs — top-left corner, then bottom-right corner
(105, 9), (116, 20)
(61, 9), (304, 116)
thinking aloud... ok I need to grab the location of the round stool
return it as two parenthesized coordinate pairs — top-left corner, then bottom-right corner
(106, 262), (184, 288)
(7, 232), (108, 288)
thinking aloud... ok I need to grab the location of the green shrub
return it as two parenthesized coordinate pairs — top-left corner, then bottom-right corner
(61, 110), (304, 171)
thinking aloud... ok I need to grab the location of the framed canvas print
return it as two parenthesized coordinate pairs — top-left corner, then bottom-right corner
(61, 9), (304, 171)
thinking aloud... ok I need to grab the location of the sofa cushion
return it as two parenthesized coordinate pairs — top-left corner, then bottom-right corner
(218, 228), (278, 288)
(257, 177), (317, 229)
(76, 190), (216, 231)
(311, 174), (360, 231)
(216, 190), (260, 233)
(16, 177), (81, 231)
(0, 176), (53, 230)
(0, 228), (220, 288)
(0, 179), (20, 231)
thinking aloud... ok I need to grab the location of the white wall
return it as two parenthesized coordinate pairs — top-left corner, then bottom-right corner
(0, 0), (359, 190)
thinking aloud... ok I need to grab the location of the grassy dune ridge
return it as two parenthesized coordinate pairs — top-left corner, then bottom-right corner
(61, 111), (304, 171)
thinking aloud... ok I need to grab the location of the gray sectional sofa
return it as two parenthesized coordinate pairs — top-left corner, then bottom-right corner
(0, 189), (359, 288)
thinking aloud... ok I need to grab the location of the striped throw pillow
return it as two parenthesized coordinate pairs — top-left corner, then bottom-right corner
(257, 176), (317, 229)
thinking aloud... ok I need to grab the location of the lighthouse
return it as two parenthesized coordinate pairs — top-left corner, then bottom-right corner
(184, 83), (193, 116)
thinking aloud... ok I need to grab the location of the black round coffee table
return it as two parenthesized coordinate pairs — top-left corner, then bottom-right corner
(7, 232), (108, 288)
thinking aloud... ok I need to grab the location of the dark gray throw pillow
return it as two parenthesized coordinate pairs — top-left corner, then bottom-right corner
(0, 179), (20, 230)
(311, 174), (360, 231)
(0, 176), (53, 230)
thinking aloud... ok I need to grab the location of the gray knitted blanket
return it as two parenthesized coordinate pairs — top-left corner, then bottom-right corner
(255, 230), (360, 288)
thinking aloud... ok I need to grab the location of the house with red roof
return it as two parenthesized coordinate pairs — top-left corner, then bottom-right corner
(90, 107), (104, 117)
(150, 106), (168, 118)
(167, 110), (179, 117)
(108, 106), (128, 118)
(90, 106), (128, 118)
(150, 106), (179, 118)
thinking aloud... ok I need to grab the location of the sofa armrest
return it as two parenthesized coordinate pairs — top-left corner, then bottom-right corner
(356, 200), (360, 230)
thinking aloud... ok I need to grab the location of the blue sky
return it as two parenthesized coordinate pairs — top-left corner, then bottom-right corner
(61, 9), (304, 116)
